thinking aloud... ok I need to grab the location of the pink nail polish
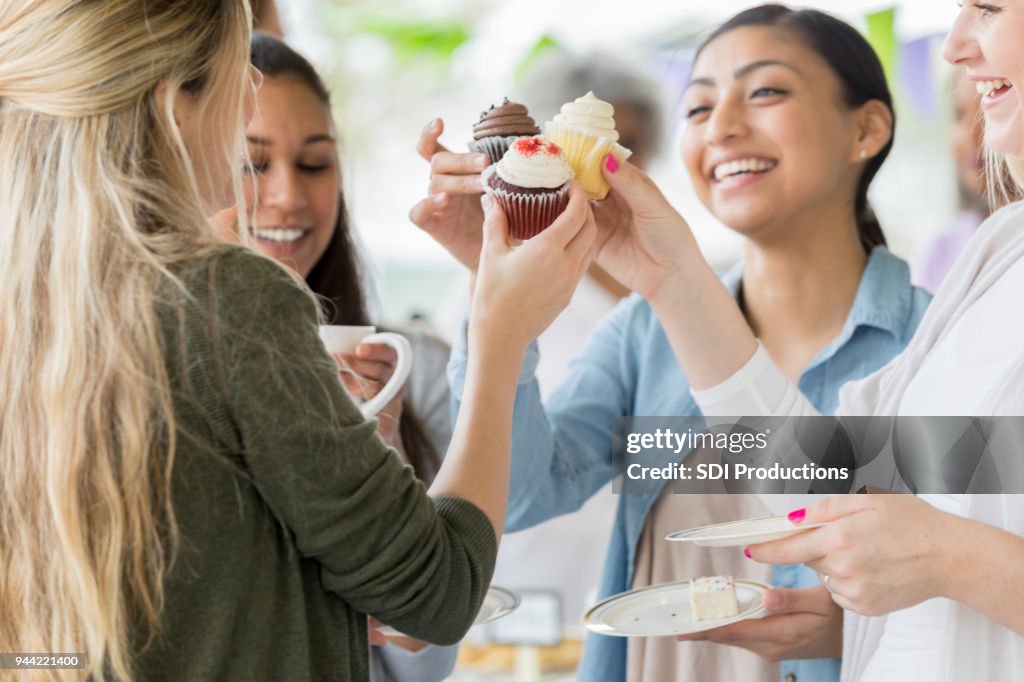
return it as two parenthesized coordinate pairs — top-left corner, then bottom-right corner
(743, 547), (752, 559)
(788, 508), (806, 524)
(604, 154), (619, 173)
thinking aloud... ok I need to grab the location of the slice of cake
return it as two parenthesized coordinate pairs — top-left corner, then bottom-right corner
(689, 576), (740, 621)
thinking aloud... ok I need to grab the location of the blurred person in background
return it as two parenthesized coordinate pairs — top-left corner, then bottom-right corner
(913, 69), (992, 293)
(411, 5), (930, 681)
(252, 0), (285, 38)
(239, 32), (457, 681)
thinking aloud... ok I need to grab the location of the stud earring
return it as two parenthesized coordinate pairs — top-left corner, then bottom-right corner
(859, 149), (869, 160)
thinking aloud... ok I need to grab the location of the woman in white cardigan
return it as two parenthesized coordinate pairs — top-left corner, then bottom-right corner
(582, 3), (1024, 681)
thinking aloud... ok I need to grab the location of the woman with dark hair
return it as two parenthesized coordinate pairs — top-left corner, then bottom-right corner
(239, 33), (458, 680)
(245, 33), (445, 481)
(412, 4), (930, 680)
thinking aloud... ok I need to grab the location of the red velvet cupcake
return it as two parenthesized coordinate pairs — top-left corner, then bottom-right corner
(482, 136), (573, 240)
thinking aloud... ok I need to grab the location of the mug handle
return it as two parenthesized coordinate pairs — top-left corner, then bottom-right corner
(357, 332), (413, 418)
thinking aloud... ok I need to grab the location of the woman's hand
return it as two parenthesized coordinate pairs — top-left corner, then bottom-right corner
(677, 586), (842, 662)
(470, 182), (597, 353)
(592, 155), (703, 302)
(332, 343), (403, 446)
(746, 495), (956, 617)
(408, 119), (489, 272)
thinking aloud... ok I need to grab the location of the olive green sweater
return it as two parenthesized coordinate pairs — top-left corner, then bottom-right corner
(138, 246), (496, 681)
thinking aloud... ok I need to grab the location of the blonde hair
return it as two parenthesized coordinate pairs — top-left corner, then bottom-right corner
(0, 1), (252, 680)
(1007, 156), (1024, 190)
(987, 152), (1024, 208)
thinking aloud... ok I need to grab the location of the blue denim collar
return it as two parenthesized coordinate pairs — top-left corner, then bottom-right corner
(720, 246), (913, 370)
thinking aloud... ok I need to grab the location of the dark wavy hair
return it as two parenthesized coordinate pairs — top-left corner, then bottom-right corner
(250, 32), (440, 481)
(695, 4), (893, 252)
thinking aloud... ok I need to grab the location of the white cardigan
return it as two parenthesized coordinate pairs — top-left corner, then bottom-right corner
(692, 200), (1024, 681)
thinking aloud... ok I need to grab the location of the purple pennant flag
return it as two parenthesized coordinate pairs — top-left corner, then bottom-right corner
(650, 52), (692, 123)
(901, 35), (939, 120)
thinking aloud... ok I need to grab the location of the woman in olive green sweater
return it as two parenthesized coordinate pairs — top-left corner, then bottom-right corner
(0, 2), (596, 681)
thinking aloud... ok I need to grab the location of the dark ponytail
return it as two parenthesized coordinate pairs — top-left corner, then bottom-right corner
(695, 4), (892, 252)
(250, 32), (441, 481)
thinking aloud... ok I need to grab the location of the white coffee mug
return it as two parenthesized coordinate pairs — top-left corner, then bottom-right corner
(318, 325), (413, 418)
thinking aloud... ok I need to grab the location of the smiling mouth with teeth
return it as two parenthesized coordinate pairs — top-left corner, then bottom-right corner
(977, 78), (1013, 98)
(251, 228), (308, 244)
(712, 158), (778, 182)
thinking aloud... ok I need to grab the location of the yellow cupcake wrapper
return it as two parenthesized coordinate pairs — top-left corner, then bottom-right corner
(544, 123), (632, 200)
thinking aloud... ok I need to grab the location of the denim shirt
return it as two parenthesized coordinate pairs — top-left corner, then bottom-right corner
(449, 247), (930, 682)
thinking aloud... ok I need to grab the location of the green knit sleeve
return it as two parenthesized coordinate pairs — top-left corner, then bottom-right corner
(203, 248), (496, 644)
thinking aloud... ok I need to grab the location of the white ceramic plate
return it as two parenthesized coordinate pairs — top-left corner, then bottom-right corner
(665, 515), (830, 547)
(584, 579), (770, 637)
(375, 585), (521, 638)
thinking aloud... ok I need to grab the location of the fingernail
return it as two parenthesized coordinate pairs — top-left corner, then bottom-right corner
(429, 118), (440, 132)
(474, 154), (489, 170)
(788, 508), (806, 524)
(743, 547), (752, 559)
(355, 345), (370, 358)
(604, 154), (619, 174)
(432, 193), (446, 206)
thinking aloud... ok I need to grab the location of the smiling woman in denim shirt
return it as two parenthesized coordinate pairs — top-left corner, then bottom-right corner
(417, 5), (930, 681)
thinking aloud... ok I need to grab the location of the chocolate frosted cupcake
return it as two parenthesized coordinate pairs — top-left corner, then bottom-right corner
(483, 136), (573, 240)
(468, 98), (541, 164)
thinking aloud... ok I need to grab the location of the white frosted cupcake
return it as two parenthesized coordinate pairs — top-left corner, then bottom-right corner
(483, 136), (573, 240)
(544, 91), (632, 200)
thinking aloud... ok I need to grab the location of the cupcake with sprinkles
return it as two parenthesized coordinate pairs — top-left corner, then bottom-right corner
(483, 136), (574, 240)
(468, 98), (542, 164)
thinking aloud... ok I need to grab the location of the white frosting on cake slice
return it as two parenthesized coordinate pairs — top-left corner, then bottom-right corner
(689, 576), (739, 621)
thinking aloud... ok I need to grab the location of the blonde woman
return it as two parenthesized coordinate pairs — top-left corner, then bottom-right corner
(0, 2), (595, 681)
